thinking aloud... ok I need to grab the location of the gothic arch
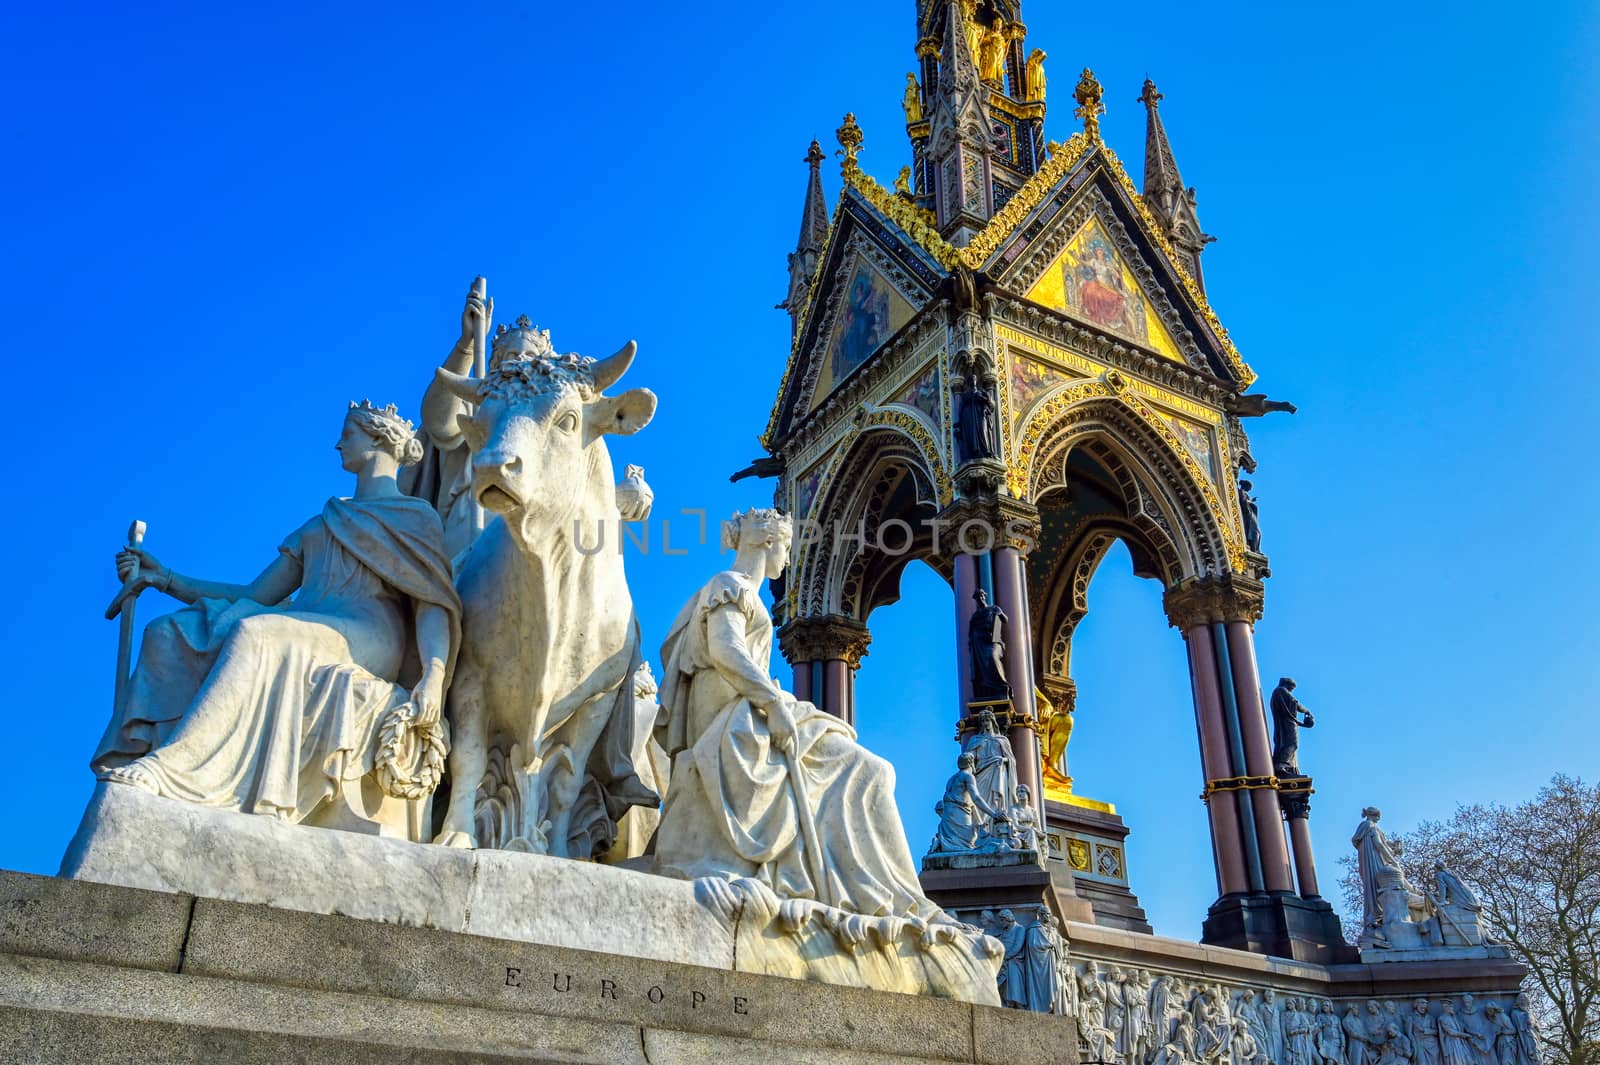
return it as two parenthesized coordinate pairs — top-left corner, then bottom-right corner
(792, 425), (944, 620)
(1014, 387), (1239, 579)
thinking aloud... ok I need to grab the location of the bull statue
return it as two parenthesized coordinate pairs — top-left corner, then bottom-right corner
(424, 310), (659, 857)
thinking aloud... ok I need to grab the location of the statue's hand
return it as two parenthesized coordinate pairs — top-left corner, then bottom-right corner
(765, 692), (798, 755)
(115, 546), (167, 591)
(412, 661), (446, 728)
(459, 290), (490, 344)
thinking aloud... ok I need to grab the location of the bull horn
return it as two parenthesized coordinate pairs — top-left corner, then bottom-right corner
(433, 367), (481, 404)
(591, 340), (637, 391)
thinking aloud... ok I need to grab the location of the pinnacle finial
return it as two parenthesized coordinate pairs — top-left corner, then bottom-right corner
(836, 113), (864, 178)
(804, 139), (825, 169)
(1139, 78), (1163, 109)
(1074, 68), (1105, 141)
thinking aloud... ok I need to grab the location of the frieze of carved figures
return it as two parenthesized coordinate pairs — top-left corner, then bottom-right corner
(1059, 960), (1541, 1065)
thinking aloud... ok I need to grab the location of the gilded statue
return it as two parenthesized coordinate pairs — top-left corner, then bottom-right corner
(895, 166), (913, 197)
(977, 17), (1009, 84)
(902, 73), (923, 124)
(1024, 48), (1046, 101)
(1038, 689), (1074, 797)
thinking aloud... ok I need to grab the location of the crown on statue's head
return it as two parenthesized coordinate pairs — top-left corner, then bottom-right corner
(347, 398), (415, 436)
(720, 507), (794, 551)
(491, 314), (557, 366)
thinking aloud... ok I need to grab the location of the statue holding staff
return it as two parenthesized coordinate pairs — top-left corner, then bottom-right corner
(92, 401), (461, 836)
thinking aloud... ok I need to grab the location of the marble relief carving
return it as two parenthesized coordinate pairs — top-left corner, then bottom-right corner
(1061, 960), (1540, 1065)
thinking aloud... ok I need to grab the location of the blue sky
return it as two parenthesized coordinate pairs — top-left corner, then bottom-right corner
(2, 1), (1596, 938)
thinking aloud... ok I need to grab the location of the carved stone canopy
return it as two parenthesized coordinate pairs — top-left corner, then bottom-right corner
(1162, 573), (1265, 630)
(778, 614), (873, 669)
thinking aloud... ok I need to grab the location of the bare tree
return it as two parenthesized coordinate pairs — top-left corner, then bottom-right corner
(1338, 774), (1600, 1065)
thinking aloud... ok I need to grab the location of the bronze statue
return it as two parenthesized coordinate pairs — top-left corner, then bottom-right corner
(968, 589), (1011, 701)
(959, 385), (997, 462)
(1269, 677), (1314, 775)
(1239, 478), (1262, 552)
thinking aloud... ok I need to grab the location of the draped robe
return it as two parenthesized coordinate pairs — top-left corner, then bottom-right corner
(93, 496), (460, 821)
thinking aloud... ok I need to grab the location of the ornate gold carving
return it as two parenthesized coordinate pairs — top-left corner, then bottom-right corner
(894, 166), (913, 197)
(836, 112), (863, 178)
(1009, 379), (1115, 496)
(1073, 68), (1105, 141)
(1024, 49), (1046, 102)
(845, 167), (961, 267)
(1163, 574), (1266, 630)
(1201, 773), (1279, 800)
(1066, 838), (1091, 871)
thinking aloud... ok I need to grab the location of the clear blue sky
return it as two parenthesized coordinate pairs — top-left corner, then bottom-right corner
(2, 1), (1596, 939)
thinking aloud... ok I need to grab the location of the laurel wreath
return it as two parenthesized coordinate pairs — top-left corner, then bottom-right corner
(374, 701), (448, 800)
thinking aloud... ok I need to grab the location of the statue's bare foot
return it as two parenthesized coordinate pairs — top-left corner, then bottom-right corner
(99, 762), (159, 795)
(433, 829), (475, 849)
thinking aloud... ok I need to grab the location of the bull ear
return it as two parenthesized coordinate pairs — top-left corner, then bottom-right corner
(591, 340), (637, 391)
(590, 387), (656, 437)
(434, 367), (481, 404)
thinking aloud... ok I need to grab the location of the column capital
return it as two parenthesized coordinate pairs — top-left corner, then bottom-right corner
(777, 614), (871, 669)
(934, 496), (1041, 555)
(1163, 574), (1266, 630)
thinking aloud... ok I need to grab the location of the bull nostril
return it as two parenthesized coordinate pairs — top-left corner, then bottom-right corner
(505, 456), (523, 474)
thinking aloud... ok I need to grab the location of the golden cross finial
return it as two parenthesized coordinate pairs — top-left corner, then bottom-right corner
(836, 112), (864, 178)
(1074, 67), (1105, 141)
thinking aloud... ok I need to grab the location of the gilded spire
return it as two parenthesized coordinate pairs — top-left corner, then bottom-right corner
(1074, 68), (1105, 141)
(836, 113), (864, 179)
(778, 141), (832, 337)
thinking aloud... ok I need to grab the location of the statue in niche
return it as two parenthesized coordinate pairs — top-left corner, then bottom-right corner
(958, 383), (998, 462)
(963, 708), (1017, 815)
(968, 590), (1011, 701)
(93, 401), (461, 839)
(976, 16), (1009, 83)
(901, 72), (923, 124)
(929, 751), (1000, 852)
(1024, 48), (1047, 101)
(1240, 478), (1263, 552)
(1270, 677), (1315, 776)
(653, 508), (953, 923)
(1432, 862), (1489, 946)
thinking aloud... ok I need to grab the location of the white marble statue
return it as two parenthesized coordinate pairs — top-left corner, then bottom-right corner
(92, 401), (461, 839)
(965, 709), (1018, 814)
(605, 662), (671, 862)
(930, 751), (1000, 852)
(425, 318), (659, 857)
(1353, 807), (1435, 949)
(653, 508), (953, 920)
(1431, 862), (1489, 947)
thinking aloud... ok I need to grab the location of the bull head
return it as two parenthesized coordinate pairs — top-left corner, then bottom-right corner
(438, 342), (656, 546)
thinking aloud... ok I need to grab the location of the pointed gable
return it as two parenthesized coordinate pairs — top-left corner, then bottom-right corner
(764, 183), (945, 446)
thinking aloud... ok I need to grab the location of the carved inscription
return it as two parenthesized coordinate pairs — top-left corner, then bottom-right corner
(503, 967), (753, 1016)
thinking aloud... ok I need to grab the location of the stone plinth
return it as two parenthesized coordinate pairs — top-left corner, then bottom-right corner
(61, 782), (1001, 1005)
(0, 869), (1076, 1064)
(1042, 798), (1152, 934)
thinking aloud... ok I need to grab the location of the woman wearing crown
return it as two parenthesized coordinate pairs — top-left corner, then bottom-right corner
(653, 507), (940, 920)
(91, 401), (461, 832)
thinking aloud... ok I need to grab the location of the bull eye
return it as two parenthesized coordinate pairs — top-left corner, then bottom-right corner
(557, 410), (579, 433)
